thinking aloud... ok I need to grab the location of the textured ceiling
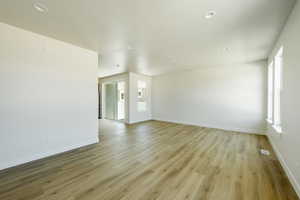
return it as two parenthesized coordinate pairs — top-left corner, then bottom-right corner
(0, 0), (295, 77)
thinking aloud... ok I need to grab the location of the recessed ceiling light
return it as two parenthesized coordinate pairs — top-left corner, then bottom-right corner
(33, 2), (48, 13)
(205, 11), (216, 19)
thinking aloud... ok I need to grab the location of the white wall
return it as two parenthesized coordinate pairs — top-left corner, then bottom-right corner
(152, 61), (267, 134)
(129, 72), (152, 124)
(0, 23), (99, 170)
(267, 1), (300, 197)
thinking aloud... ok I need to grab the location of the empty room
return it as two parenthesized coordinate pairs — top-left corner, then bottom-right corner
(0, 0), (300, 199)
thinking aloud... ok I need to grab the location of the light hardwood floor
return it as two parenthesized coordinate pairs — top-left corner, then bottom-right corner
(0, 120), (298, 200)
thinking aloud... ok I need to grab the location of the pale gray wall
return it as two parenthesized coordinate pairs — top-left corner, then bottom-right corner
(0, 22), (99, 170)
(105, 83), (117, 120)
(152, 61), (267, 134)
(267, 0), (300, 196)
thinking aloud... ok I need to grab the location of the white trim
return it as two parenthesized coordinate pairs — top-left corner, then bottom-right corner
(152, 118), (266, 135)
(266, 118), (273, 124)
(127, 119), (152, 125)
(272, 124), (283, 134)
(267, 135), (300, 198)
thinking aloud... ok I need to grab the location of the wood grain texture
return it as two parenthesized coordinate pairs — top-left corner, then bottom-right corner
(0, 120), (298, 200)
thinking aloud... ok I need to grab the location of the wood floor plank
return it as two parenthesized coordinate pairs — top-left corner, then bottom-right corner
(0, 120), (298, 200)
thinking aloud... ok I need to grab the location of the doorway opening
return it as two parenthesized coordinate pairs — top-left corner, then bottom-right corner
(102, 81), (126, 122)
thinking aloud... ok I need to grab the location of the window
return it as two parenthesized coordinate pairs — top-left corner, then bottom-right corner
(267, 61), (274, 123)
(268, 47), (283, 133)
(137, 81), (147, 112)
(273, 47), (283, 133)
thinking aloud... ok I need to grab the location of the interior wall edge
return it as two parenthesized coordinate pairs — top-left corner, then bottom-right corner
(0, 22), (99, 172)
(0, 136), (99, 171)
(267, 134), (300, 198)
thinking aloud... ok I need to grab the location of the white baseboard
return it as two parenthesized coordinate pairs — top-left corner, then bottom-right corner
(267, 135), (300, 198)
(152, 118), (266, 135)
(127, 119), (152, 125)
(0, 136), (99, 171)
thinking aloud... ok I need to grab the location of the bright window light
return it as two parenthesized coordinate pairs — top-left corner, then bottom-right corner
(267, 61), (274, 123)
(273, 47), (283, 133)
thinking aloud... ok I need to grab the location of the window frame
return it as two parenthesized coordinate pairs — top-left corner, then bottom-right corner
(273, 47), (283, 133)
(268, 47), (283, 134)
(267, 61), (274, 123)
